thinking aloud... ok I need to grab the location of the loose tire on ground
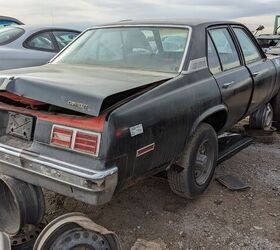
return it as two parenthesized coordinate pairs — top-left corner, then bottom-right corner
(167, 123), (218, 199)
(249, 103), (273, 130)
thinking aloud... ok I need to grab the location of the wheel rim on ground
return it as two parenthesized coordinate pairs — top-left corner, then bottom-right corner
(264, 104), (273, 129)
(194, 139), (214, 185)
(46, 225), (111, 250)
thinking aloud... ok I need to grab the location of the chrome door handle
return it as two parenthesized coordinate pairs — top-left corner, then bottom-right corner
(222, 81), (235, 88)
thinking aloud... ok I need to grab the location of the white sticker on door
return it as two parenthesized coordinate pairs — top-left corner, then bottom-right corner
(130, 124), (144, 137)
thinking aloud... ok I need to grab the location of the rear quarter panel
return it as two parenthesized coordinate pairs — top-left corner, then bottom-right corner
(102, 69), (223, 185)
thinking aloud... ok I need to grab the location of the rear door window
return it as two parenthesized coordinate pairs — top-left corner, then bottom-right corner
(209, 28), (241, 71)
(207, 35), (222, 74)
(233, 28), (262, 64)
(0, 27), (24, 45)
(25, 32), (55, 51)
(52, 31), (79, 50)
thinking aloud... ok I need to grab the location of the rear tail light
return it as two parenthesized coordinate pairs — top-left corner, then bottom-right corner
(74, 131), (99, 155)
(51, 127), (73, 148)
(50, 125), (101, 156)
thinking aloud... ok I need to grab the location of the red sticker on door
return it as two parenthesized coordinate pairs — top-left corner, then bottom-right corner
(136, 143), (155, 157)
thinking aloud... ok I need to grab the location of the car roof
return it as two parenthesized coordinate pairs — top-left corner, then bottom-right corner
(0, 16), (23, 24)
(95, 18), (239, 28)
(6, 25), (81, 33)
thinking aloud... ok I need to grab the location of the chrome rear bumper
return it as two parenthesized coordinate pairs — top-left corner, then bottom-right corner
(0, 143), (118, 205)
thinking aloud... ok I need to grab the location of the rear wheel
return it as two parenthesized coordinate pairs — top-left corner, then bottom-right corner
(249, 103), (273, 130)
(167, 123), (218, 198)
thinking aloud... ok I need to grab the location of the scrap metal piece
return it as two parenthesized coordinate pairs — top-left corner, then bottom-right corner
(0, 233), (11, 250)
(217, 133), (253, 164)
(216, 175), (250, 191)
(0, 175), (45, 236)
(10, 222), (46, 250)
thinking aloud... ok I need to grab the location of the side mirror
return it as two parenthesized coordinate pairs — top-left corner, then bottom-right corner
(256, 25), (265, 31)
(254, 25), (265, 35)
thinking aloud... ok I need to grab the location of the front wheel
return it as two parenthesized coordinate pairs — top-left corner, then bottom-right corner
(167, 123), (218, 199)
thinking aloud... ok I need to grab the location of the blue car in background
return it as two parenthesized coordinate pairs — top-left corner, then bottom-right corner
(0, 16), (23, 28)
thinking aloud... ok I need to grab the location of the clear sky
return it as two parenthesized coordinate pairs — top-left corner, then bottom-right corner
(1, 0), (280, 33)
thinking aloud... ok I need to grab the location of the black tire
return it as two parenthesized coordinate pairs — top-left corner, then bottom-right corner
(271, 91), (280, 122)
(167, 123), (218, 199)
(249, 103), (273, 130)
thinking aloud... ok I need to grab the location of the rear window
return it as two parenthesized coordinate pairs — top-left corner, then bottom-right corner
(0, 21), (18, 28)
(0, 27), (24, 45)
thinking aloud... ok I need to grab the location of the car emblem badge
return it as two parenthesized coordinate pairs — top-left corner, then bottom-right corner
(67, 100), (89, 110)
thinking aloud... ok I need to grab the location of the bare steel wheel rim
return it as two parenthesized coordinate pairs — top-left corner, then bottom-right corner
(194, 139), (214, 185)
(50, 226), (111, 250)
(264, 104), (273, 129)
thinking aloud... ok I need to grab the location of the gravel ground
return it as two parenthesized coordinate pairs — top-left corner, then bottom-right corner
(45, 133), (280, 250)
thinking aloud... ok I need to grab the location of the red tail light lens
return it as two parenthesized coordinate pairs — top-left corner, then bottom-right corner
(51, 127), (73, 148)
(50, 125), (101, 156)
(74, 131), (99, 155)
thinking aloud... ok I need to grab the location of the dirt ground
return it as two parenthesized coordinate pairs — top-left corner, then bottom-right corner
(45, 133), (280, 250)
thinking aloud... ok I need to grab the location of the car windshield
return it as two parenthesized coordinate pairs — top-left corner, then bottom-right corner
(0, 27), (24, 45)
(52, 27), (190, 73)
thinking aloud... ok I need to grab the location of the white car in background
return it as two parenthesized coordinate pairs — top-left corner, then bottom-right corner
(266, 42), (280, 56)
(0, 25), (80, 70)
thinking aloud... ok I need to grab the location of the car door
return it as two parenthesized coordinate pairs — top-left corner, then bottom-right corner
(231, 26), (276, 114)
(23, 31), (58, 67)
(208, 27), (253, 126)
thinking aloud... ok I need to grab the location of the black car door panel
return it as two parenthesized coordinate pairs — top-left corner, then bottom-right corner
(208, 27), (253, 126)
(232, 26), (277, 114)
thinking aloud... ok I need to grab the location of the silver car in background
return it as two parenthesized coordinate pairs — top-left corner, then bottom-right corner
(0, 16), (23, 27)
(0, 25), (80, 70)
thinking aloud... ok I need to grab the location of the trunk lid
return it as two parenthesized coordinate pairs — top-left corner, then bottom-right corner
(0, 64), (175, 116)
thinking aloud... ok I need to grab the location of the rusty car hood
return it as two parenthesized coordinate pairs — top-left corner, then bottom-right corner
(0, 64), (175, 116)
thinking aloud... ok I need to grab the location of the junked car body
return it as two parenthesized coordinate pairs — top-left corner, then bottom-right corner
(256, 34), (280, 52)
(0, 20), (279, 206)
(0, 25), (80, 70)
(266, 42), (280, 55)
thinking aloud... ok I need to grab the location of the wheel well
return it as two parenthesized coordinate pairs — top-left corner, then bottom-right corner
(203, 110), (227, 133)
